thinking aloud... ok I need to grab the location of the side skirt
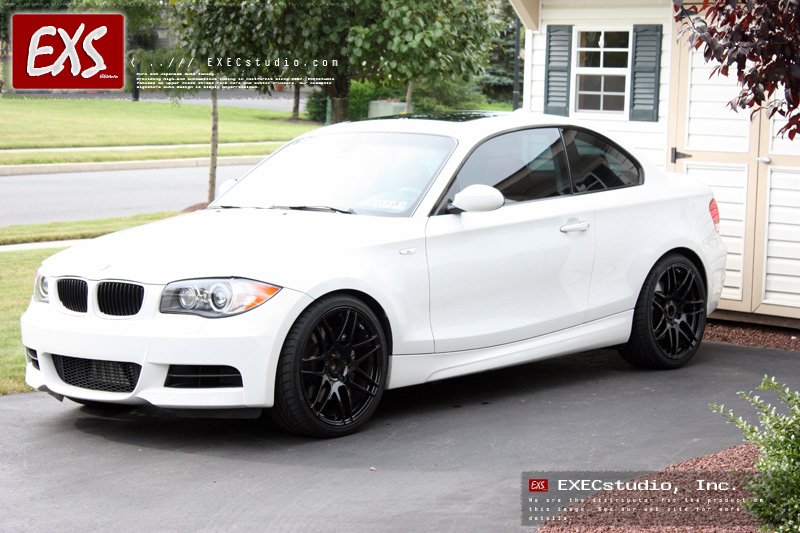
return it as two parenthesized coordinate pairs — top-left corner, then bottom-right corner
(387, 310), (634, 389)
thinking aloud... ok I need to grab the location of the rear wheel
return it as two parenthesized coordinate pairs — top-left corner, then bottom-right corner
(271, 295), (388, 437)
(621, 253), (707, 369)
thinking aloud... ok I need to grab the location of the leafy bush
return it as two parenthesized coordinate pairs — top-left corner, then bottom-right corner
(305, 89), (328, 123)
(412, 77), (488, 114)
(711, 376), (800, 532)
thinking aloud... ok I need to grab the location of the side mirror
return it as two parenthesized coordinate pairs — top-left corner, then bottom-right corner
(450, 184), (504, 213)
(217, 178), (239, 198)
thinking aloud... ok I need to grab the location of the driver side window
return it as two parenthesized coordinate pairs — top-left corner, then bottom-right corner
(448, 127), (571, 206)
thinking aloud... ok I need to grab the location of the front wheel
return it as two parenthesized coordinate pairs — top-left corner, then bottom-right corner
(271, 295), (388, 437)
(621, 253), (707, 369)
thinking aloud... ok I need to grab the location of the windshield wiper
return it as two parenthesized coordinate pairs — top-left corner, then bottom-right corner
(270, 205), (355, 214)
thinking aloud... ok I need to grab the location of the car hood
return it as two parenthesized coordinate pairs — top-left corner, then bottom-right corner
(42, 209), (419, 288)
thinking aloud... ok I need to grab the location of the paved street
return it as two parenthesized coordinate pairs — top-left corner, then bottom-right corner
(2, 343), (798, 532)
(0, 165), (254, 226)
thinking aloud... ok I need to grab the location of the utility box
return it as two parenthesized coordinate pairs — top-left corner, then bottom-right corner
(367, 100), (409, 118)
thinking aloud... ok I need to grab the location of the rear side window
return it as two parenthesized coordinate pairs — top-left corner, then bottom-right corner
(452, 127), (571, 203)
(562, 129), (641, 192)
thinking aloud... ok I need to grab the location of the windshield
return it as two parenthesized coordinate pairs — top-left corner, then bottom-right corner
(213, 132), (457, 217)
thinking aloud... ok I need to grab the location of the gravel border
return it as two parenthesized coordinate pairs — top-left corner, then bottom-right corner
(705, 319), (799, 352)
(538, 443), (761, 532)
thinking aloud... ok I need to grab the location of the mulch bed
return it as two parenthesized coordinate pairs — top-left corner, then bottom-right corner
(538, 443), (761, 532)
(705, 319), (799, 352)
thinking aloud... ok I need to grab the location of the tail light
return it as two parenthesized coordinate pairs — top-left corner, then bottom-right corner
(709, 198), (720, 234)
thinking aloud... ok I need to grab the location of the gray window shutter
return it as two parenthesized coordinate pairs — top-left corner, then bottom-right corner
(630, 25), (663, 122)
(544, 25), (572, 117)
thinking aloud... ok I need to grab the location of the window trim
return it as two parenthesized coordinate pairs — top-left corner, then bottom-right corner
(561, 126), (644, 195)
(430, 125), (571, 216)
(571, 27), (633, 119)
(429, 125), (644, 216)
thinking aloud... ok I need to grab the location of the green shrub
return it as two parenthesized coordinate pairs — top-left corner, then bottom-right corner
(710, 376), (800, 532)
(305, 89), (328, 123)
(412, 77), (488, 114)
(348, 81), (401, 120)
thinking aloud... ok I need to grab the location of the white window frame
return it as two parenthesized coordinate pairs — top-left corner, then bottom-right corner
(571, 27), (633, 119)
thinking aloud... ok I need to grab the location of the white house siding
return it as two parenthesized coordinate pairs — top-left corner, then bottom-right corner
(523, 1), (673, 168)
(685, 50), (751, 153)
(684, 162), (748, 301)
(764, 168), (800, 308)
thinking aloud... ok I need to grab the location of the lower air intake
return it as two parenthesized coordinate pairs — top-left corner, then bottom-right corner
(52, 354), (141, 393)
(165, 365), (243, 388)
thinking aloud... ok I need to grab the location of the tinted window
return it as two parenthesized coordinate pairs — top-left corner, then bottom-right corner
(562, 129), (641, 192)
(452, 128), (570, 204)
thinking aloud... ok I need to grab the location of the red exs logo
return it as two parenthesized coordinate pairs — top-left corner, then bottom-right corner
(11, 13), (125, 90)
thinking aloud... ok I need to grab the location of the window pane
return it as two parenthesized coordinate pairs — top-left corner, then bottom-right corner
(579, 51), (601, 68)
(578, 75), (602, 92)
(454, 128), (571, 202)
(563, 130), (640, 193)
(603, 52), (628, 68)
(577, 93), (601, 111)
(580, 31), (601, 48)
(603, 32), (629, 48)
(603, 75), (626, 93)
(603, 94), (625, 111)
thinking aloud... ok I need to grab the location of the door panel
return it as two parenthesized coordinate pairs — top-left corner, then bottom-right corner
(426, 198), (595, 353)
(751, 115), (800, 319)
(670, 44), (761, 313)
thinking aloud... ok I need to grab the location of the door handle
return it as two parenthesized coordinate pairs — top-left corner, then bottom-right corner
(756, 156), (771, 164)
(560, 221), (591, 233)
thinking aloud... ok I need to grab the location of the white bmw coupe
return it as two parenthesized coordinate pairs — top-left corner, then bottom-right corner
(21, 112), (726, 437)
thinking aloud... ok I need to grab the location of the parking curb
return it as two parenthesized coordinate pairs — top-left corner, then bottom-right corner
(0, 156), (263, 176)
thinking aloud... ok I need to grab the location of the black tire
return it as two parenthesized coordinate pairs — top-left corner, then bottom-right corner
(270, 295), (389, 437)
(621, 253), (707, 369)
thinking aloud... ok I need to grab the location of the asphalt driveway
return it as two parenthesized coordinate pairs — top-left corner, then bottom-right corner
(1, 342), (798, 532)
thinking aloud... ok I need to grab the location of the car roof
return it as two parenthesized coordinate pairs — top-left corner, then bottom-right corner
(302, 111), (602, 144)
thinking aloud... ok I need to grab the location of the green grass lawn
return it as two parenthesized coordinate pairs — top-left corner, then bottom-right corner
(477, 101), (514, 111)
(0, 212), (177, 245)
(0, 142), (278, 166)
(0, 95), (320, 149)
(0, 248), (62, 394)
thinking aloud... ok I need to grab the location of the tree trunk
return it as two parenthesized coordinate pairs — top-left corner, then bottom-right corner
(207, 86), (219, 203)
(405, 80), (414, 114)
(327, 77), (350, 123)
(291, 84), (300, 119)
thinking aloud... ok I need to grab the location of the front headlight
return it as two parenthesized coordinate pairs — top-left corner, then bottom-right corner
(160, 278), (280, 318)
(33, 270), (50, 303)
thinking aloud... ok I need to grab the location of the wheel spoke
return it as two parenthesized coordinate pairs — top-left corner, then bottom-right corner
(311, 379), (331, 414)
(301, 369), (325, 376)
(354, 367), (380, 388)
(352, 344), (380, 367)
(349, 381), (376, 398)
(677, 320), (698, 345)
(337, 310), (353, 343)
(683, 299), (705, 316)
(338, 386), (354, 422)
(353, 335), (378, 348)
(668, 327), (680, 355)
(319, 319), (336, 350)
(653, 315), (668, 338)
(675, 270), (696, 300)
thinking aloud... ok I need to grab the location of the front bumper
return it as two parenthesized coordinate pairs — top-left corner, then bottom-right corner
(21, 284), (313, 408)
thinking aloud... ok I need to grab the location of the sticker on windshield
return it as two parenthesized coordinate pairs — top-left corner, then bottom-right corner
(372, 199), (408, 210)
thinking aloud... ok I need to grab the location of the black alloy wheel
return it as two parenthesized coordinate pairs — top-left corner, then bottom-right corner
(271, 295), (388, 437)
(621, 253), (707, 369)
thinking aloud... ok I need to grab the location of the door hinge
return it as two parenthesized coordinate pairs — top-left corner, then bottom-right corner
(670, 147), (693, 164)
